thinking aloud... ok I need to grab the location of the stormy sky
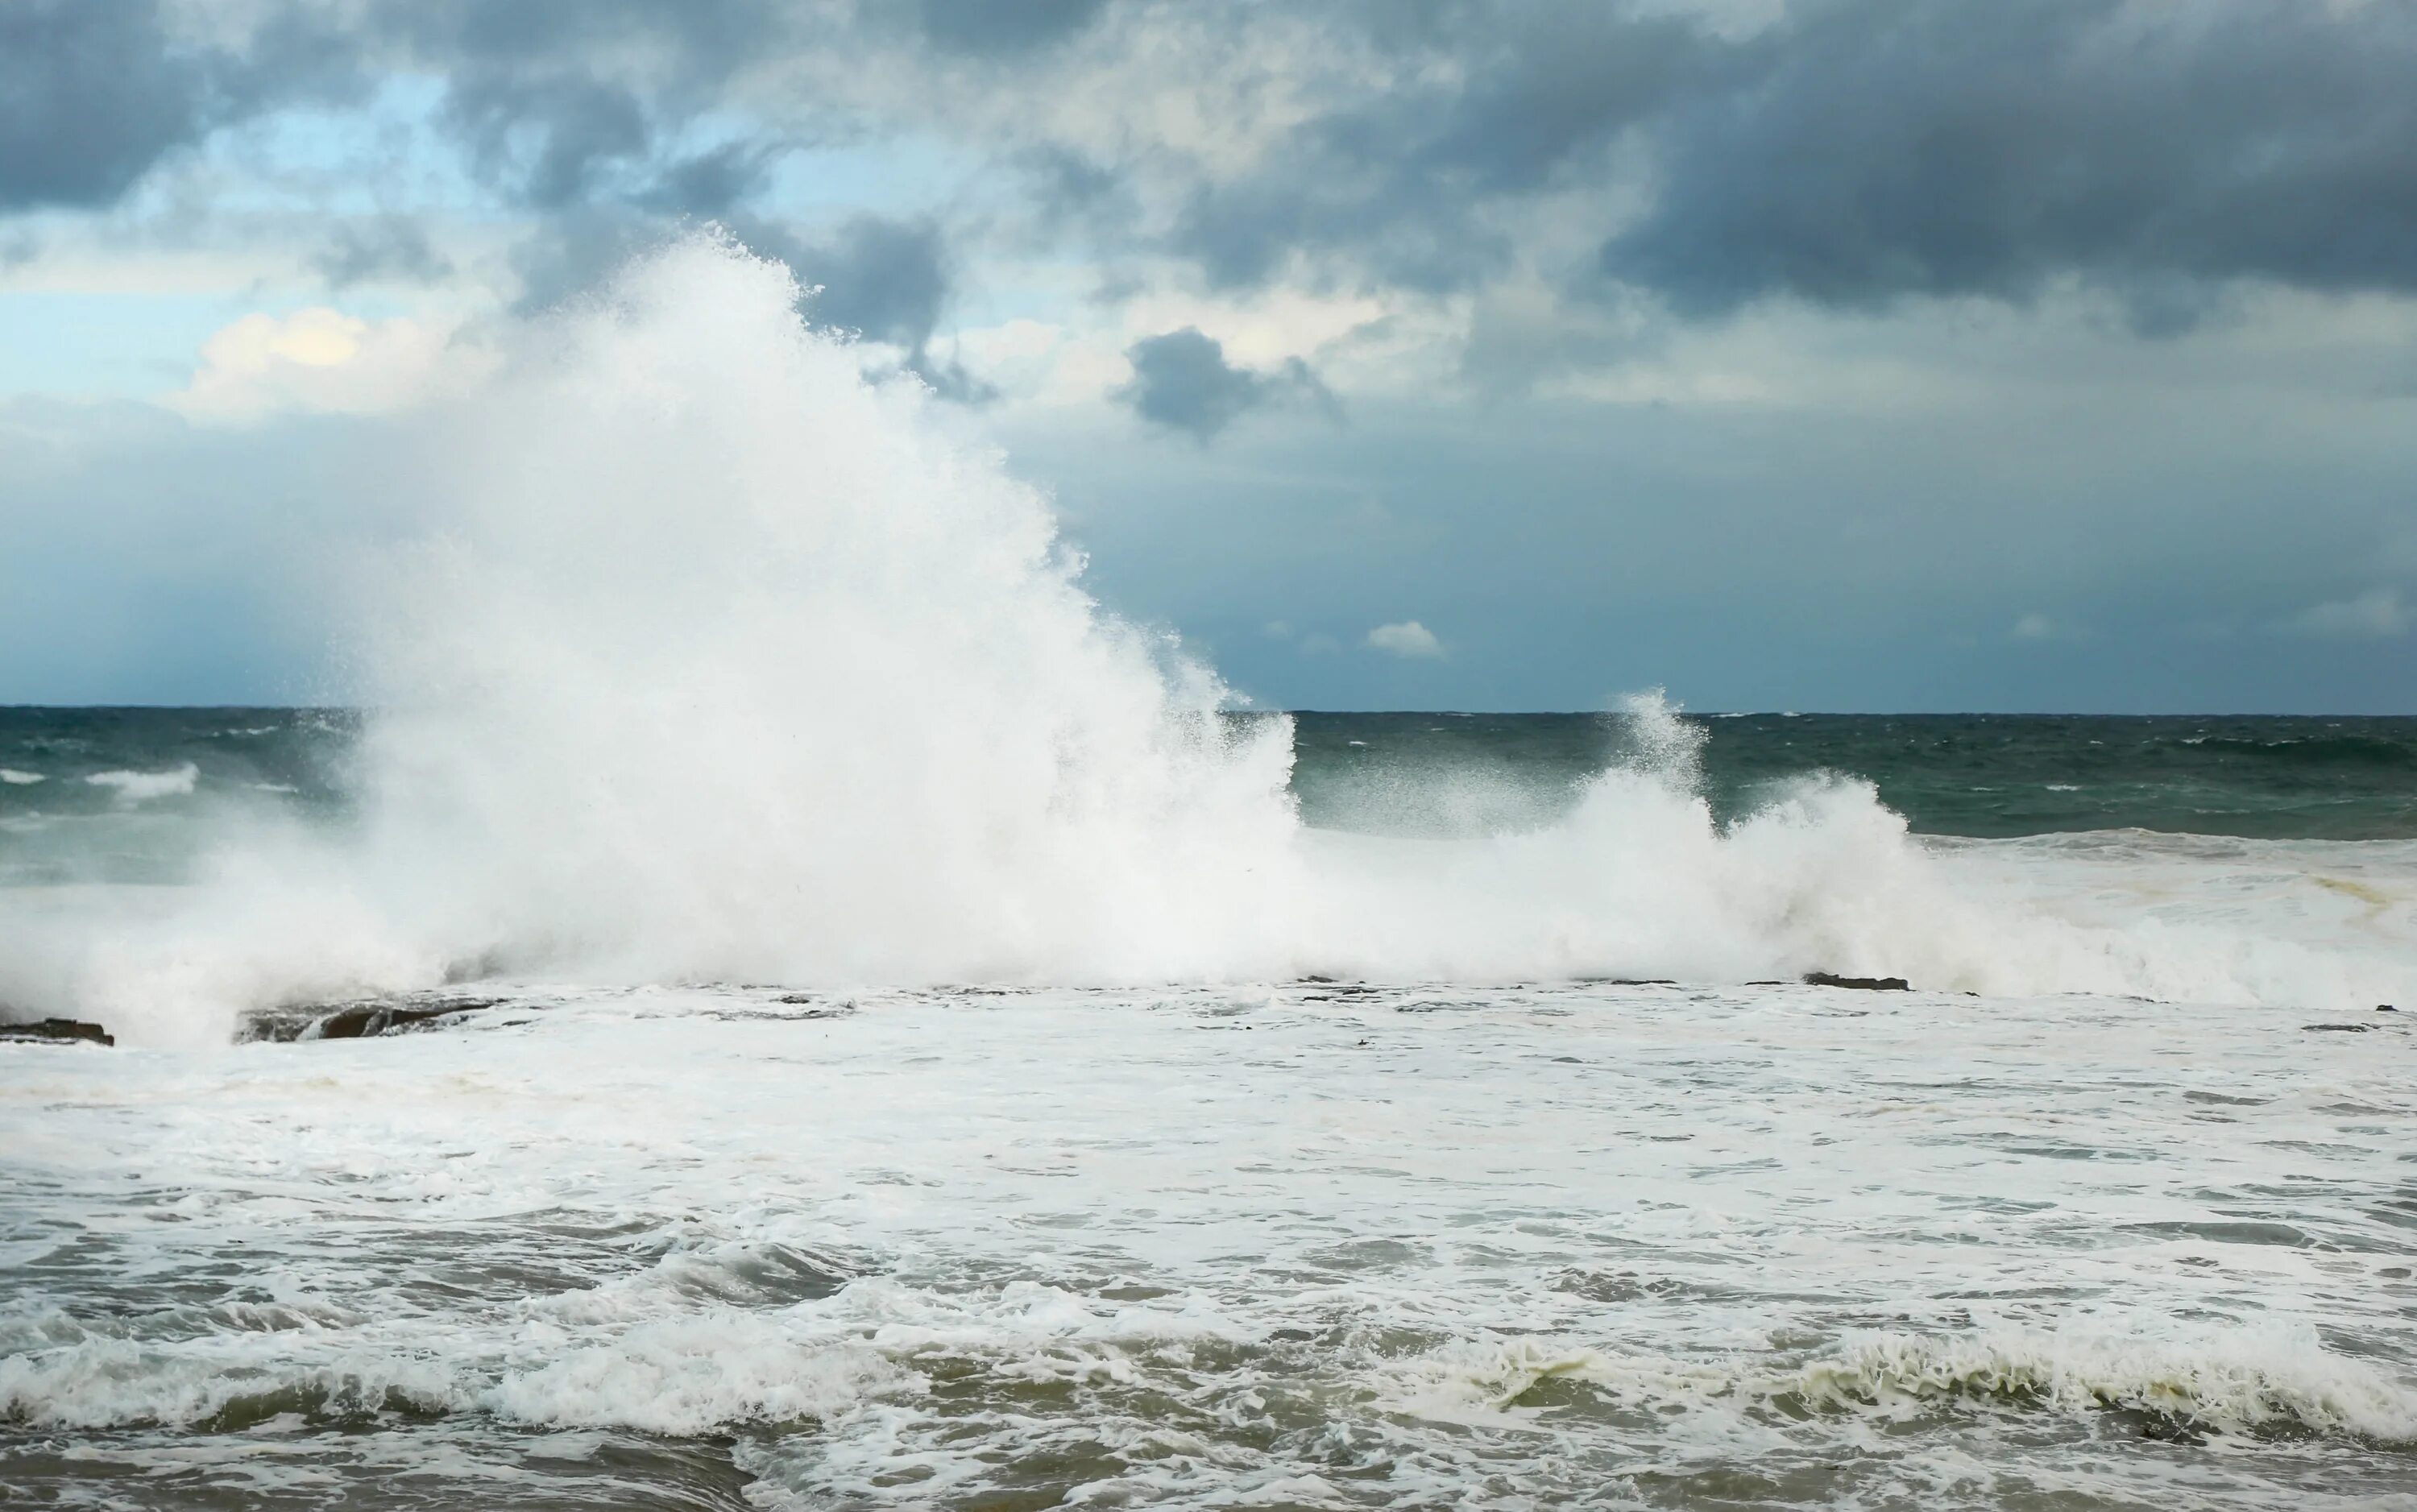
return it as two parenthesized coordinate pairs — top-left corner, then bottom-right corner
(2, 0), (2413, 710)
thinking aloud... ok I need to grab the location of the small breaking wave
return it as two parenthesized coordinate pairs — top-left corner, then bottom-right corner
(81, 764), (200, 803)
(1392, 1326), (2417, 1446)
(1785, 1328), (2417, 1442)
(0, 1264), (1243, 1440)
(0, 769), (42, 785)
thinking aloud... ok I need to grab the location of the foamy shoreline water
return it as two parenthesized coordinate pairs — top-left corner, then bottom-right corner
(6, 982), (2415, 1509)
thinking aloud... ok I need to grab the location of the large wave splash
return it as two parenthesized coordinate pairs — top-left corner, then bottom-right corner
(343, 235), (1307, 995)
(11, 236), (2409, 1043)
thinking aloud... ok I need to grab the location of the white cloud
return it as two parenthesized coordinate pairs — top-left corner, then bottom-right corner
(169, 308), (484, 422)
(2282, 587), (2411, 640)
(1366, 619), (1443, 657)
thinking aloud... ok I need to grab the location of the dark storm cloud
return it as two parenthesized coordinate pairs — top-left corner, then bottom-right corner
(441, 73), (654, 209)
(367, 0), (794, 103)
(10, 0), (2416, 337)
(0, 0), (780, 219)
(637, 142), (786, 217)
(0, 1), (209, 211)
(381, 2), (802, 210)
(1165, 6), (1708, 292)
(0, 0), (355, 213)
(1602, 0), (2417, 321)
(1115, 329), (1333, 442)
(1132, 0), (2417, 321)
(781, 216), (996, 402)
(790, 218), (951, 353)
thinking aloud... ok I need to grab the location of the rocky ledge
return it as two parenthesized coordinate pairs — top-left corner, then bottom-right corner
(1802, 971), (1911, 992)
(239, 994), (507, 1043)
(0, 1017), (115, 1047)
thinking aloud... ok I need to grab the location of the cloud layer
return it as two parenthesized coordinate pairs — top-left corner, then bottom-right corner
(10, 2), (2416, 333)
(2, 0), (2413, 710)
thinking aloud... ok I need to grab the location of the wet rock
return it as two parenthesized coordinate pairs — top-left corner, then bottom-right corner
(0, 1017), (114, 1047)
(1803, 972), (1909, 992)
(308, 1000), (495, 1039)
(240, 995), (504, 1043)
(2303, 1022), (2373, 1033)
(1303, 981), (1378, 1000)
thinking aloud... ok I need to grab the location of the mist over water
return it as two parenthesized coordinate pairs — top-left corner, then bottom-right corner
(0, 234), (2411, 1046)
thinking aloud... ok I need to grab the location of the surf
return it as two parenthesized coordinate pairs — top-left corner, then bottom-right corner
(0, 233), (2410, 1046)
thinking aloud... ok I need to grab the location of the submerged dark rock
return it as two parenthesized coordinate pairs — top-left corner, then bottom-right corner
(1803, 972), (1909, 992)
(309, 999), (503, 1040)
(0, 1017), (115, 1047)
(2303, 1022), (2373, 1034)
(240, 996), (506, 1043)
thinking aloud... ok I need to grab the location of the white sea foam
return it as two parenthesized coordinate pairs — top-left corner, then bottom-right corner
(1387, 1324), (2417, 1443)
(6, 985), (2414, 1506)
(0, 234), (2409, 1045)
(0, 768), (42, 785)
(14, 1275), (2404, 1447)
(82, 763), (200, 802)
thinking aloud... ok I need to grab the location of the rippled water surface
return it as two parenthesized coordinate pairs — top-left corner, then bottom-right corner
(7, 983), (2414, 1509)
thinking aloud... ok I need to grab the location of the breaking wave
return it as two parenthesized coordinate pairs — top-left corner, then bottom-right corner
(82, 764), (200, 803)
(1394, 1327), (2417, 1445)
(0, 234), (2410, 1044)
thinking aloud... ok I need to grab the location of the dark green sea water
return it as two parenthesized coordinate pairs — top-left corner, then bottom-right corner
(1291, 711), (2417, 841)
(4, 710), (2412, 891)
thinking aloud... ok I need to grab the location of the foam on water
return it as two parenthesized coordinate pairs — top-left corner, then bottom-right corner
(6, 984), (2414, 1507)
(0, 233), (2411, 1048)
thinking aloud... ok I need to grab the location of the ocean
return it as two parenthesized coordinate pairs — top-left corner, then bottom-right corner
(5, 241), (2414, 1509)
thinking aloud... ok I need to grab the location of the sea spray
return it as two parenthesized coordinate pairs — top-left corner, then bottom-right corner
(342, 233), (1308, 991)
(0, 234), (2409, 1043)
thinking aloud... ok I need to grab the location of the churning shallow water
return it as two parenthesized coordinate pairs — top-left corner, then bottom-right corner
(6, 982), (2415, 1509)
(4, 235), (2415, 1506)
